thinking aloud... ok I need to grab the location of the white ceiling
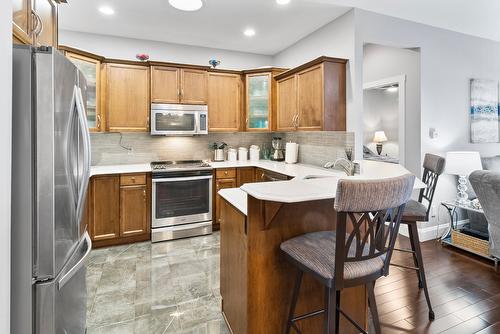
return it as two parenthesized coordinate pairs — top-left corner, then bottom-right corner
(59, 0), (500, 56)
(59, 0), (352, 55)
(329, 0), (500, 43)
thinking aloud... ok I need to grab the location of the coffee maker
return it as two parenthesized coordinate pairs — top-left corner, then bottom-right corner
(271, 137), (285, 161)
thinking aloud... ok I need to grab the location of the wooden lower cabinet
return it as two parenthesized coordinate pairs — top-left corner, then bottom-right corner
(214, 177), (237, 231)
(89, 175), (121, 242)
(236, 167), (255, 187)
(213, 166), (289, 231)
(120, 184), (149, 237)
(255, 167), (289, 182)
(89, 173), (151, 248)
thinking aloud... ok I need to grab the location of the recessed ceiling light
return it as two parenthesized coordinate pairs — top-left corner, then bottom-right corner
(98, 6), (115, 15)
(244, 28), (256, 37)
(276, 0), (291, 5)
(169, 0), (203, 11)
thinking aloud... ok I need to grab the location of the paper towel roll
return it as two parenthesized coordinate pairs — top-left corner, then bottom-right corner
(285, 142), (298, 164)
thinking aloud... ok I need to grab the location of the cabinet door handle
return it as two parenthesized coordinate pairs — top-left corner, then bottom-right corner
(96, 114), (102, 130)
(143, 189), (146, 202)
(32, 11), (43, 38)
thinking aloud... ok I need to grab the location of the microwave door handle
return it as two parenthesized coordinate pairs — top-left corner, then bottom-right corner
(195, 112), (199, 134)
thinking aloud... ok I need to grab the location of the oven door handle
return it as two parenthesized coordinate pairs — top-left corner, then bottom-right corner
(152, 175), (213, 183)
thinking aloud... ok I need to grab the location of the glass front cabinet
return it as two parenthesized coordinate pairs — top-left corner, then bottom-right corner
(246, 73), (271, 131)
(65, 50), (103, 132)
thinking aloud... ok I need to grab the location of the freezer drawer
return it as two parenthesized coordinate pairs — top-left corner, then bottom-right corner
(35, 232), (91, 334)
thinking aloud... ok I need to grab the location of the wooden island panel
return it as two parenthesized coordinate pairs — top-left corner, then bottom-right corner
(220, 196), (367, 334)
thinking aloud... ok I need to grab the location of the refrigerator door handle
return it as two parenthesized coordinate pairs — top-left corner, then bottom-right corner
(74, 86), (91, 224)
(58, 232), (92, 290)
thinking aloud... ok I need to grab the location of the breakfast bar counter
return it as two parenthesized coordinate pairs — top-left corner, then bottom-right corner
(218, 161), (423, 334)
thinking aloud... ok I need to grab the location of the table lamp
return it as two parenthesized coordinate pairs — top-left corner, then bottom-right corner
(445, 151), (482, 205)
(373, 131), (388, 155)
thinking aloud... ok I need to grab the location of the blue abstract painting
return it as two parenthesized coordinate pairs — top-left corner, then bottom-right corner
(470, 79), (499, 143)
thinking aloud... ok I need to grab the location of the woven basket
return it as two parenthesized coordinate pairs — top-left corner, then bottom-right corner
(451, 230), (489, 256)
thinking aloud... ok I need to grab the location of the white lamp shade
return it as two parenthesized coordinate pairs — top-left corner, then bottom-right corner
(445, 151), (482, 176)
(373, 131), (388, 143)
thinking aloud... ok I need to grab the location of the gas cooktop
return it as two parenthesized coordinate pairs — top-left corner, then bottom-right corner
(151, 160), (212, 172)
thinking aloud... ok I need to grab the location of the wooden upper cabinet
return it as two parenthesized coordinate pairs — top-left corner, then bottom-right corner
(33, 0), (57, 47)
(181, 68), (208, 104)
(276, 75), (297, 131)
(151, 66), (208, 104)
(89, 175), (120, 241)
(65, 51), (103, 132)
(275, 57), (347, 131)
(151, 66), (179, 103)
(120, 184), (149, 237)
(208, 72), (241, 132)
(13, 0), (58, 46)
(105, 63), (150, 132)
(297, 64), (323, 130)
(13, 0), (32, 44)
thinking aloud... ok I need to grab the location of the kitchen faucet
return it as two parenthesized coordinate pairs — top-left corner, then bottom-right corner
(324, 158), (357, 176)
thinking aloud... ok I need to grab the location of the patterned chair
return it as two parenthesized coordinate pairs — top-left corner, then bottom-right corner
(391, 153), (445, 321)
(280, 174), (415, 334)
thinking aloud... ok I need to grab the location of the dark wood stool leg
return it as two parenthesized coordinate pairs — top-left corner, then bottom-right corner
(335, 290), (341, 334)
(409, 223), (435, 320)
(325, 286), (337, 334)
(407, 222), (424, 288)
(285, 270), (303, 334)
(367, 282), (381, 334)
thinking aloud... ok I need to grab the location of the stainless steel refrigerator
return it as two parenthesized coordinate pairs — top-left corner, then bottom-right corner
(11, 45), (92, 334)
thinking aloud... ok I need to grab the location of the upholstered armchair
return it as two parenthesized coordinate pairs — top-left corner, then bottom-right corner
(469, 170), (500, 259)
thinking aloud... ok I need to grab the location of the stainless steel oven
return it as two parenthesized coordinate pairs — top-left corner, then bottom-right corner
(151, 161), (213, 242)
(151, 103), (208, 136)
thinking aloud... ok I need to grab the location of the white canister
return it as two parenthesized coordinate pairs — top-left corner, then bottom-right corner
(238, 147), (248, 161)
(227, 148), (237, 162)
(249, 145), (260, 161)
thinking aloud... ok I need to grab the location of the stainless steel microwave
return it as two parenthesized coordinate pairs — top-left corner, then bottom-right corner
(151, 104), (208, 136)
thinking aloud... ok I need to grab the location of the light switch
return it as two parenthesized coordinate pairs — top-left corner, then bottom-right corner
(429, 127), (438, 139)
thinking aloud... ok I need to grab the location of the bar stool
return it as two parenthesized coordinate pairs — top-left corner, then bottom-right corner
(391, 153), (445, 321)
(280, 174), (415, 334)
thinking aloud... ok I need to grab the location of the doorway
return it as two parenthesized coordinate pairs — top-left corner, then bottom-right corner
(363, 75), (406, 165)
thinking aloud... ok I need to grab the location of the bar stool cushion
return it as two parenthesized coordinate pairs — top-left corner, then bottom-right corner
(280, 231), (385, 281)
(402, 199), (427, 222)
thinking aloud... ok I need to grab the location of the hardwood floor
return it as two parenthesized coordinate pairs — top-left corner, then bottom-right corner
(373, 236), (500, 333)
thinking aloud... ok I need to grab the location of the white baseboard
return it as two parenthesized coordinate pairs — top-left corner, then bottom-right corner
(398, 220), (468, 242)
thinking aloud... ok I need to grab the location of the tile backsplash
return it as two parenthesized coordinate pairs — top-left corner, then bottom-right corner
(90, 131), (354, 167)
(275, 131), (354, 167)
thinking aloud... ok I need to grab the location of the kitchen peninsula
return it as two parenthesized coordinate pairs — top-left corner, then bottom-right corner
(218, 161), (425, 334)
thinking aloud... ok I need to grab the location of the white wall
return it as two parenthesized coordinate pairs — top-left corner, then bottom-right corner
(59, 30), (273, 70)
(354, 9), (500, 228)
(363, 88), (399, 159)
(1, 0), (12, 331)
(273, 11), (359, 151)
(363, 43), (421, 174)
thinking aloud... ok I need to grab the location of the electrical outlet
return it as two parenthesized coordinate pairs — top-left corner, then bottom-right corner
(430, 204), (437, 218)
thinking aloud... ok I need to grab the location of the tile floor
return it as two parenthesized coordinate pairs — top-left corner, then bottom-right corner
(85, 232), (230, 334)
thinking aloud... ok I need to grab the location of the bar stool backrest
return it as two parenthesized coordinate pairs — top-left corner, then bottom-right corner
(419, 154), (446, 220)
(333, 174), (415, 287)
